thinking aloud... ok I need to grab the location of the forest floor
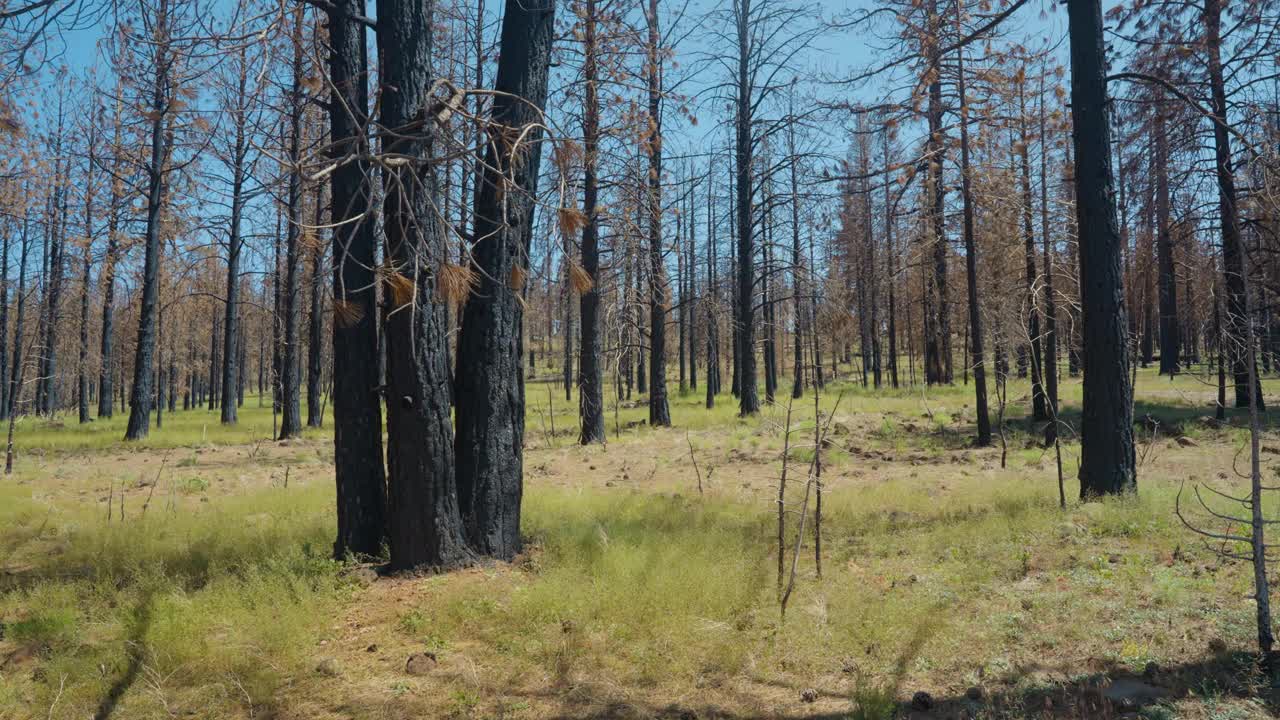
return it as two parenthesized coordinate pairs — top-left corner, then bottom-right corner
(1, 366), (1279, 719)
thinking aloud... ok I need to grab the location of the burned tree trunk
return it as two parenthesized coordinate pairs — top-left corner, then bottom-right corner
(1018, 90), (1047, 422)
(577, 0), (605, 445)
(124, 30), (172, 441)
(278, 6), (305, 439)
(377, 0), (473, 571)
(77, 123), (96, 425)
(1154, 105), (1179, 376)
(455, 0), (556, 560)
(733, 0), (760, 415)
(1204, 0), (1259, 408)
(956, 32), (991, 446)
(1067, 0), (1136, 496)
(326, 0), (386, 559)
(221, 50), (249, 425)
(307, 186), (325, 428)
(645, 0), (670, 427)
(6, 218), (29, 420)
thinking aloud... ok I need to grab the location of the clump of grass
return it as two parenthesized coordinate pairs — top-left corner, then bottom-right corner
(849, 683), (898, 720)
(176, 476), (209, 494)
(0, 483), (345, 718)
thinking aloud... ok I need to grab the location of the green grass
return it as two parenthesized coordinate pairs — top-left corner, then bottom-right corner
(0, 457), (1266, 718)
(7, 393), (331, 454)
(1, 363), (1276, 718)
(0, 480), (347, 719)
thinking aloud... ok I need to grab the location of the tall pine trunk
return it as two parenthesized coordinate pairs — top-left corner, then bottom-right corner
(1204, 0), (1259, 408)
(956, 28), (991, 446)
(278, 7), (305, 439)
(1019, 90), (1047, 422)
(1154, 104), (1179, 375)
(221, 49), (249, 425)
(1068, 0), (1136, 496)
(125, 7), (171, 441)
(326, 0), (387, 559)
(307, 185), (325, 428)
(98, 101), (122, 420)
(77, 121), (97, 424)
(733, 0), (759, 415)
(577, 0), (605, 445)
(377, 0), (473, 571)
(455, 0), (556, 560)
(645, 0), (670, 426)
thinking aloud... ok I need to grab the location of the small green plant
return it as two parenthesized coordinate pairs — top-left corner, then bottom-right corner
(849, 683), (897, 720)
(448, 688), (481, 718)
(389, 681), (411, 697)
(398, 608), (429, 635)
(177, 476), (209, 494)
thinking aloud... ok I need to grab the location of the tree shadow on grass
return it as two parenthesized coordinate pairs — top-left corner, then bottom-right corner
(92, 590), (153, 720)
(495, 650), (1277, 719)
(862, 394), (1280, 457)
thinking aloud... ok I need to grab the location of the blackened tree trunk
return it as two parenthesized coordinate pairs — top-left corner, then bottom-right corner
(882, 126), (897, 389)
(0, 217), (10, 420)
(1040, 73), (1060, 442)
(125, 19), (172, 441)
(168, 348), (176, 413)
(562, 278), (572, 402)
(678, 210), (686, 394)
(455, 0), (556, 560)
(645, 0), (670, 426)
(377, 0), (473, 571)
(923, 0), (949, 386)
(77, 121), (96, 425)
(7, 219), (29, 419)
(1140, 195), (1154, 367)
(278, 6), (305, 439)
(155, 319), (166, 428)
(208, 314), (220, 411)
(1154, 105), (1179, 376)
(326, 0), (386, 559)
(733, 0), (759, 415)
(38, 100), (67, 416)
(706, 180), (719, 408)
(220, 49), (249, 425)
(307, 186), (325, 428)
(1018, 91), (1047, 422)
(764, 216), (777, 401)
(1204, 0), (1258, 408)
(789, 102), (804, 399)
(237, 324), (246, 407)
(1067, 0), (1136, 496)
(98, 114), (121, 420)
(577, 0), (605, 445)
(956, 32), (991, 446)
(687, 178), (698, 392)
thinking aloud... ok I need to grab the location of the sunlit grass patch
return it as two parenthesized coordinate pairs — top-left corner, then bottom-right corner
(0, 482), (345, 718)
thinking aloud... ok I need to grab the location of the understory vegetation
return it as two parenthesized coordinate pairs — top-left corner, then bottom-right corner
(0, 369), (1275, 719)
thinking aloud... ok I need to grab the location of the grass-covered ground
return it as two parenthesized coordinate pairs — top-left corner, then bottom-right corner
(1, 366), (1278, 719)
